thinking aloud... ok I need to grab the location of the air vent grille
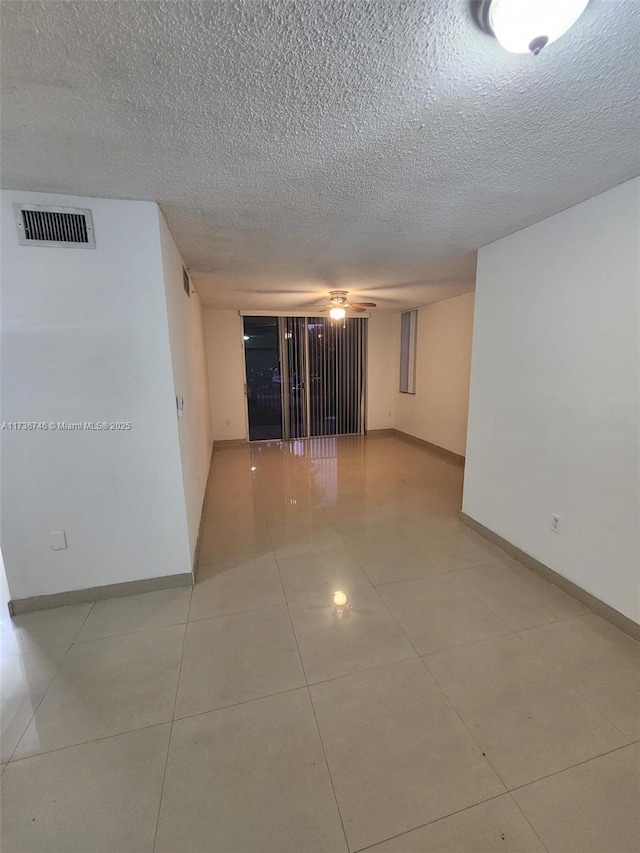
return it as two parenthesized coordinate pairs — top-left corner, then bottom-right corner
(15, 204), (96, 248)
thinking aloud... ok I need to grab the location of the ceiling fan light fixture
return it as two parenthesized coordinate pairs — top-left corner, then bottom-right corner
(330, 306), (346, 320)
(478, 0), (590, 54)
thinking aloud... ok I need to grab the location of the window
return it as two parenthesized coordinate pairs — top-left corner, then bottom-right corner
(399, 309), (417, 394)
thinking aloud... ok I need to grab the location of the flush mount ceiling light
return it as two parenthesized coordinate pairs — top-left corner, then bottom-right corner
(477, 0), (590, 55)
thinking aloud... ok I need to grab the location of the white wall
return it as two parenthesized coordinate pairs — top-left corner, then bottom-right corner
(367, 313), (398, 431)
(395, 292), (475, 456)
(158, 212), (212, 561)
(204, 310), (247, 441)
(1, 190), (192, 600)
(463, 178), (640, 623)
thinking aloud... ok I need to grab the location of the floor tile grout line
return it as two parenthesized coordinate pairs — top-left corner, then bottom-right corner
(185, 583), (195, 630)
(72, 617), (192, 646)
(71, 588), (193, 640)
(196, 553), (275, 573)
(417, 653), (511, 793)
(512, 624), (638, 743)
(305, 686), (351, 852)
(420, 625), (557, 661)
(507, 627), (631, 743)
(352, 579), (519, 836)
(451, 556), (594, 620)
(71, 600), (97, 641)
(273, 540), (351, 851)
(186, 602), (284, 625)
(9, 592), (211, 652)
(373, 573), (516, 644)
(6, 684), (316, 768)
(0, 646), (66, 662)
(517, 609), (634, 641)
(5, 600), (96, 765)
(304, 653), (420, 689)
(505, 741), (640, 853)
(539, 614), (639, 649)
(506, 791), (552, 853)
(506, 739), (640, 794)
(415, 627), (517, 658)
(5, 720), (174, 766)
(512, 610), (596, 635)
(369, 580), (429, 661)
(351, 790), (510, 853)
(195, 547), (275, 572)
(342, 541), (511, 590)
(151, 611), (189, 853)
(172, 684), (310, 724)
(421, 651), (639, 795)
(462, 586), (591, 636)
(272, 544), (309, 688)
(368, 582), (521, 795)
(370, 565), (463, 587)
(189, 599), (286, 624)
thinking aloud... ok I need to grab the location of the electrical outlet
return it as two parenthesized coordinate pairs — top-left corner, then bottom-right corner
(550, 514), (561, 534)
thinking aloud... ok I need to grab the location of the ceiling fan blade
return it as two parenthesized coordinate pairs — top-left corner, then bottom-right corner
(235, 288), (312, 296)
(349, 306), (367, 312)
(350, 302), (377, 308)
(349, 605), (374, 617)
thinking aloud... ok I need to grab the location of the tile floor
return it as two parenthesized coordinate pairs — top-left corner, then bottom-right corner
(1, 436), (639, 852)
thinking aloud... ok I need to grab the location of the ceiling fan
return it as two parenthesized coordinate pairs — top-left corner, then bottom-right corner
(323, 290), (377, 319)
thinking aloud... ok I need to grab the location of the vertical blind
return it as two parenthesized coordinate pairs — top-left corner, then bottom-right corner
(277, 316), (367, 439)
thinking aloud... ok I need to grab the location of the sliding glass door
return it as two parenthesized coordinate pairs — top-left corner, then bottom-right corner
(243, 315), (367, 441)
(243, 317), (283, 441)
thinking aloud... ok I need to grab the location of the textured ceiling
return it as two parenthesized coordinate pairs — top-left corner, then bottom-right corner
(1, 0), (639, 311)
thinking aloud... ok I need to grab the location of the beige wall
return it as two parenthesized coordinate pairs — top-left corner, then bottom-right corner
(395, 292), (475, 456)
(367, 313), (398, 431)
(203, 310), (247, 441)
